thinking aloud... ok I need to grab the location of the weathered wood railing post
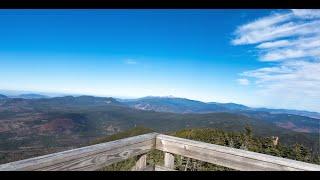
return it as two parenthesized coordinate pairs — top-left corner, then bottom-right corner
(1, 133), (320, 171)
(155, 134), (320, 171)
(131, 154), (147, 171)
(0, 133), (158, 171)
(164, 152), (175, 170)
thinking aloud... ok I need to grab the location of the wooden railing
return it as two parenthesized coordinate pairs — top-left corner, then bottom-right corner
(0, 133), (157, 171)
(0, 133), (319, 171)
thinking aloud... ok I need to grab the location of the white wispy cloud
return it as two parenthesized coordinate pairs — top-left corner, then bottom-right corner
(292, 9), (320, 19)
(257, 36), (320, 50)
(233, 20), (320, 45)
(257, 40), (291, 49)
(124, 59), (138, 65)
(232, 9), (320, 46)
(260, 47), (320, 61)
(237, 78), (250, 85)
(232, 9), (320, 112)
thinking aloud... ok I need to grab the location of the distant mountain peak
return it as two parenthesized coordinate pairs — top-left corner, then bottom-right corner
(0, 94), (8, 99)
(142, 95), (177, 99)
(17, 94), (49, 99)
(163, 95), (176, 98)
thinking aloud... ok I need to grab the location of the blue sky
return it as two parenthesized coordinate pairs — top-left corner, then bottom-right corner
(0, 10), (319, 112)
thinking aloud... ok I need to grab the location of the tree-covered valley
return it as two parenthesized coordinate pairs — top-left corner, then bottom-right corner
(0, 95), (319, 165)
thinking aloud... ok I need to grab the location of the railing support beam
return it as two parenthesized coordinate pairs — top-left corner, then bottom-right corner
(1, 133), (320, 171)
(164, 152), (175, 170)
(132, 154), (147, 171)
(156, 134), (320, 171)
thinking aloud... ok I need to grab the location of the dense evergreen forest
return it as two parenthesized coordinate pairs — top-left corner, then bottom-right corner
(93, 127), (320, 171)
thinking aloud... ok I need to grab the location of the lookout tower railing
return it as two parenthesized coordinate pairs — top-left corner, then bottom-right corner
(0, 133), (319, 171)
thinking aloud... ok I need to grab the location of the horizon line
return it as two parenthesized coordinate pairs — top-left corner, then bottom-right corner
(0, 88), (319, 114)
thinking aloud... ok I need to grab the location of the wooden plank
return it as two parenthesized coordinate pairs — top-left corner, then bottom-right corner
(155, 165), (177, 171)
(0, 133), (158, 171)
(164, 152), (175, 169)
(2, 132), (319, 171)
(141, 165), (155, 171)
(155, 134), (320, 171)
(38, 140), (153, 171)
(131, 154), (147, 171)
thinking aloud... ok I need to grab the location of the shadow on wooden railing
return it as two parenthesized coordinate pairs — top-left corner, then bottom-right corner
(0, 133), (319, 171)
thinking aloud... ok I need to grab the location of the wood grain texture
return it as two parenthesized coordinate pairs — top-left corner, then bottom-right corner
(131, 154), (147, 171)
(1, 133), (320, 171)
(141, 165), (154, 171)
(155, 165), (177, 171)
(0, 133), (158, 171)
(164, 152), (175, 170)
(155, 134), (320, 171)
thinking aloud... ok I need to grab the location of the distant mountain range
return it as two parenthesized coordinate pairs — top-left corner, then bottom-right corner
(0, 94), (319, 163)
(0, 93), (49, 99)
(118, 96), (320, 133)
(119, 96), (228, 113)
(1, 92), (319, 117)
(0, 94), (7, 99)
(1, 93), (319, 133)
(119, 96), (320, 119)
(12, 94), (49, 99)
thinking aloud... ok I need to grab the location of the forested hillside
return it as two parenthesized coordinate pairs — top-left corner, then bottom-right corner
(96, 127), (320, 171)
(0, 96), (319, 164)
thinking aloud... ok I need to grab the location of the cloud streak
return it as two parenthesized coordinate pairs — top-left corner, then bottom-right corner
(124, 59), (138, 65)
(232, 9), (320, 112)
(237, 78), (250, 85)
